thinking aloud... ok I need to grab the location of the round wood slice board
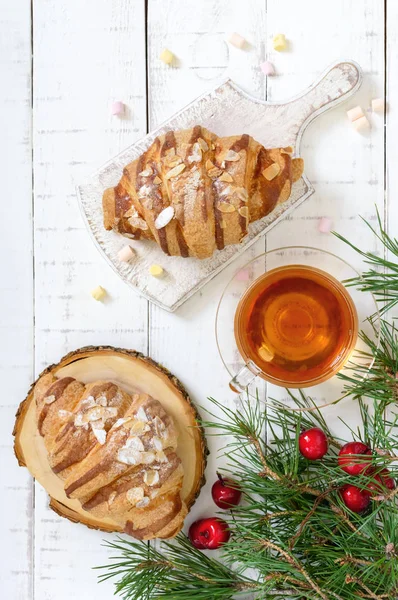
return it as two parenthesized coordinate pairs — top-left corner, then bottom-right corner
(13, 346), (208, 535)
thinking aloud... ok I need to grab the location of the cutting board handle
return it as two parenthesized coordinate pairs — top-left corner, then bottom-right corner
(287, 61), (362, 142)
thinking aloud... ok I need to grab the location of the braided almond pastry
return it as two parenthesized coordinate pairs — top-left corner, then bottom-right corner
(34, 374), (186, 540)
(103, 126), (304, 259)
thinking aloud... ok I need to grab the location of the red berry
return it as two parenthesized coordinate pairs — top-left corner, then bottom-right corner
(188, 517), (230, 550)
(338, 442), (372, 475)
(368, 469), (396, 495)
(299, 427), (328, 460)
(340, 485), (371, 513)
(212, 475), (242, 509)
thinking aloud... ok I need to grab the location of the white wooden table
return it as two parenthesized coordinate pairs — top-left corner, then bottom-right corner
(1, 1), (395, 598)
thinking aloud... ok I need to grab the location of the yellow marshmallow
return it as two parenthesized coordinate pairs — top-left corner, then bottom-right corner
(273, 33), (287, 51)
(149, 264), (164, 277)
(91, 286), (107, 301)
(160, 48), (174, 65)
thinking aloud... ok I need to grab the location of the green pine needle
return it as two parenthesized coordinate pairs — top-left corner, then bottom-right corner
(333, 209), (398, 316)
(96, 212), (398, 600)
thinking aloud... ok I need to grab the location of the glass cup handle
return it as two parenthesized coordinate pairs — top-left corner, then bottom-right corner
(229, 360), (262, 393)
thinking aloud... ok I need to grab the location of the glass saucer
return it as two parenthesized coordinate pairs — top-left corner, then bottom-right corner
(215, 247), (380, 409)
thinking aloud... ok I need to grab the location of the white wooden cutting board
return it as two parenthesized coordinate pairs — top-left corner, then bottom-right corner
(78, 60), (362, 311)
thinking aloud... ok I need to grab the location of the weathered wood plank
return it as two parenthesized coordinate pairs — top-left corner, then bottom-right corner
(265, 0), (385, 424)
(32, 1), (147, 598)
(0, 2), (34, 597)
(146, 0), (268, 534)
(386, 0), (398, 242)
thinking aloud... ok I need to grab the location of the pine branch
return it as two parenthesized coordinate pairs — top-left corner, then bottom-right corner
(338, 319), (398, 408)
(333, 209), (398, 316)
(97, 389), (398, 600)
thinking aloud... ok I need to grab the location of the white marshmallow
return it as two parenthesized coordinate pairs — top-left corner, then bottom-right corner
(352, 115), (370, 131)
(118, 245), (135, 263)
(346, 106), (364, 122)
(228, 32), (246, 49)
(371, 98), (384, 113)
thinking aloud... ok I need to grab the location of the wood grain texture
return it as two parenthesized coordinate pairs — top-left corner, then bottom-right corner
(1, 0), (393, 598)
(387, 0), (398, 253)
(0, 2), (34, 597)
(79, 62), (361, 311)
(265, 0), (386, 428)
(146, 0), (271, 534)
(32, 1), (147, 598)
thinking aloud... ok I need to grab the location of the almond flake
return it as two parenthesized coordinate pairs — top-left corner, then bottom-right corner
(165, 147), (176, 157)
(129, 420), (149, 435)
(156, 450), (168, 463)
(90, 418), (104, 430)
(139, 167), (153, 177)
(238, 206), (249, 219)
(144, 470), (160, 486)
(211, 143), (216, 150)
(220, 185), (232, 197)
(165, 163), (186, 179)
(136, 406), (148, 422)
(74, 412), (85, 427)
(81, 396), (95, 407)
(197, 137), (209, 152)
(44, 395), (56, 405)
(137, 184), (152, 198)
(224, 149), (240, 162)
(93, 428), (107, 445)
(129, 216), (149, 230)
(218, 172), (233, 183)
(219, 219), (226, 229)
(208, 167), (223, 178)
(125, 436), (145, 452)
(104, 406), (118, 419)
(155, 206), (175, 229)
(262, 163), (281, 181)
(205, 159), (215, 170)
(141, 451), (156, 465)
(114, 418), (129, 428)
(152, 436), (163, 451)
(136, 496), (150, 509)
(117, 448), (142, 465)
(149, 489), (159, 499)
(58, 409), (73, 420)
(153, 416), (166, 435)
(153, 176), (162, 184)
(187, 142), (202, 163)
(143, 197), (153, 210)
(165, 156), (183, 168)
(235, 187), (249, 202)
(108, 491), (117, 506)
(96, 395), (108, 407)
(218, 202), (236, 214)
(126, 487), (144, 506)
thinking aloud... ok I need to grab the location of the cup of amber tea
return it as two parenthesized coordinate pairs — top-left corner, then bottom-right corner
(231, 264), (358, 389)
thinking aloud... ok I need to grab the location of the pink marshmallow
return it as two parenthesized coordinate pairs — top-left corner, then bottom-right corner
(260, 61), (275, 76)
(236, 269), (250, 281)
(318, 217), (333, 234)
(111, 101), (125, 116)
